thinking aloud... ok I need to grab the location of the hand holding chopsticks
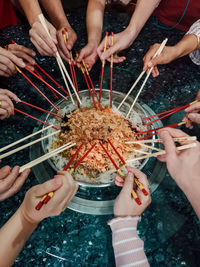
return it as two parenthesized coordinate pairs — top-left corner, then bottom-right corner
(114, 168), (151, 217)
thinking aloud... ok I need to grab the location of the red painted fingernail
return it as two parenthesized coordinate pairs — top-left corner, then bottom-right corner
(62, 30), (65, 35)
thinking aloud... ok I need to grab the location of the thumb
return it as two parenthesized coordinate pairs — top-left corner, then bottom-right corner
(35, 177), (63, 197)
(159, 130), (177, 160)
(188, 113), (200, 124)
(77, 48), (86, 62)
(101, 45), (117, 61)
(121, 172), (134, 194)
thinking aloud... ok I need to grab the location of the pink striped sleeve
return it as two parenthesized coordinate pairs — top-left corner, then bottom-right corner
(108, 216), (149, 267)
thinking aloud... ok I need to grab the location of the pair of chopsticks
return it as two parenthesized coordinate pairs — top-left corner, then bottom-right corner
(61, 30), (80, 107)
(38, 14), (81, 106)
(0, 128), (60, 160)
(142, 99), (199, 126)
(99, 140), (148, 205)
(20, 141), (76, 173)
(134, 120), (190, 141)
(117, 38), (168, 118)
(99, 32), (114, 108)
(35, 142), (96, 210)
(126, 136), (197, 144)
(126, 141), (197, 163)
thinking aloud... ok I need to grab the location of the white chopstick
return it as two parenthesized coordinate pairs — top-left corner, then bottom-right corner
(126, 142), (196, 163)
(0, 125), (54, 153)
(38, 14), (81, 105)
(125, 136), (197, 144)
(19, 142), (76, 173)
(126, 38), (168, 118)
(0, 130), (60, 160)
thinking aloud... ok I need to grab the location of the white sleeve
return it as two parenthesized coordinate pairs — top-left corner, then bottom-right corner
(186, 19), (200, 65)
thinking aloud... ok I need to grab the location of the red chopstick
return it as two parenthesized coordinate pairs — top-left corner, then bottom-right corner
(63, 143), (84, 171)
(20, 100), (64, 119)
(143, 109), (179, 127)
(34, 68), (59, 99)
(16, 67), (58, 111)
(107, 138), (126, 165)
(99, 32), (108, 102)
(25, 67), (68, 101)
(99, 141), (119, 170)
(35, 64), (69, 96)
(14, 108), (59, 130)
(110, 32), (114, 108)
(72, 143), (97, 170)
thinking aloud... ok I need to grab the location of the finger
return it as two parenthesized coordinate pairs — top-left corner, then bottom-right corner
(77, 48), (87, 63)
(30, 33), (55, 57)
(158, 130), (177, 161)
(57, 31), (70, 59)
(185, 102), (200, 112)
(11, 51), (36, 65)
(143, 44), (160, 70)
(0, 165), (10, 179)
(159, 127), (189, 138)
(0, 89), (19, 102)
(0, 166), (20, 193)
(34, 177), (63, 196)
(121, 171), (134, 194)
(0, 94), (14, 111)
(37, 26), (57, 54)
(0, 62), (13, 76)
(115, 175), (124, 187)
(187, 113), (200, 124)
(112, 55), (126, 63)
(100, 45), (118, 61)
(127, 167), (149, 189)
(157, 154), (167, 162)
(0, 109), (8, 119)
(0, 169), (30, 201)
(57, 47), (69, 62)
(3, 50), (26, 68)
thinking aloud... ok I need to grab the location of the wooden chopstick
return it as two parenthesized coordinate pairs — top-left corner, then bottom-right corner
(19, 142), (76, 173)
(0, 130), (60, 160)
(110, 32), (114, 108)
(126, 136), (197, 144)
(126, 38), (168, 118)
(126, 142), (197, 163)
(0, 125), (54, 153)
(38, 14), (82, 105)
(99, 32), (108, 102)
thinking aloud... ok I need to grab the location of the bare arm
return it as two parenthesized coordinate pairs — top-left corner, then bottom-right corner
(18, 0), (42, 26)
(97, 0), (161, 62)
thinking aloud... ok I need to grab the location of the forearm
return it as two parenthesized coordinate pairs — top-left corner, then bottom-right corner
(108, 217), (149, 267)
(0, 207), (37, 266)
(40, 0), (69, 29)
(182, 180), (200, 220)
(173, 34), (199, 59)
(127, 0), (161, 38)
(19, 0), (42, 26)
(86, 0), (106, 45)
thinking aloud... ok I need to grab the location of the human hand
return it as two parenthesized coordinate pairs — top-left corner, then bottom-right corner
(114, 167), (151, 217)
(97, 30), (134, 63)
(0, 89), (20, 119)
(57, 26), (77, 60)
(143, 44), (177, 77)
(182, 91), (200, 128)
(8, 44), (36, 71)
(29, 20), (57, 57)
(0, 166), (30, 201)
(76, 42), (98, 71)
(0, 47), (26, 77)
(19, 171), (78, 224)
(157, 128), (200, 192)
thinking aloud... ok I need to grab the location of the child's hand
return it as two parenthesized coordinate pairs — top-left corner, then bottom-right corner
(157, 128), (200, 191)
(19, 171), (78, 225)
(0, 166), (30, 201)
(114, 167), (151, 217)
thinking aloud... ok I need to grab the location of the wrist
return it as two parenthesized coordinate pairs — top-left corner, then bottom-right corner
(18, 205), (39, 228)
(56, 19), (71, 31)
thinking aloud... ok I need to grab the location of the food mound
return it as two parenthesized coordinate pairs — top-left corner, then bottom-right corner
(52, 106), (140, 177)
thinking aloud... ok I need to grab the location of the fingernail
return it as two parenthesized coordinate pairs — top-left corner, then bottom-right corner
(52, 47), (57, 53)
(147, 61), (152, 67)
(32, 52), (36, 56)
(21, 63), (26, 67)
